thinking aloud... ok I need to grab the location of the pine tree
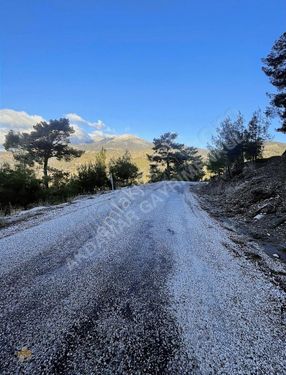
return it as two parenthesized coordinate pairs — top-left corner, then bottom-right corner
(147, 132), (204, 181)
(76, 149), (108, 193)
(174, 146), (204, 181)
(262, 32), (286, 133)
(244, 110), (270, 161)
(210, 114), (245, 177)
(206, 148), (226, 176)
(147, 132), (185, 180)
(4, 118), (83, 187)
(109, 151), (142, 187)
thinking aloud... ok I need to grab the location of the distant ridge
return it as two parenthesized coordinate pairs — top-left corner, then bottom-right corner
(263, 141), (286, 158)
(0, 135), (285, 181)
(77, 134), (153, 152)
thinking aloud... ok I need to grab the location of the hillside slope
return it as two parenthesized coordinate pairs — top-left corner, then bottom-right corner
(0, 136), (285, 182)
(0, 134), (153, 181)
(198, 155), (286, 260)
(263, 141), (286, 158)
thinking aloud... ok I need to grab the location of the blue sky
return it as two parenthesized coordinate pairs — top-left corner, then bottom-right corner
(0, 0), (285, 147)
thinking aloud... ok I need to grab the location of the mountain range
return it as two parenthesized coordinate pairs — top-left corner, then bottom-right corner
(0, 134), (285, 181)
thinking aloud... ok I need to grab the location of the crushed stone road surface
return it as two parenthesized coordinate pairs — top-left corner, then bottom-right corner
(0, 182), (285, 374)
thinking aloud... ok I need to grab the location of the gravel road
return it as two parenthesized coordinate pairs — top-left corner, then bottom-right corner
(0, 182), (285, 374)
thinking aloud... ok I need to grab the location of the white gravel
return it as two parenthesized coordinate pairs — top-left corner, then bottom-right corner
(164, 188), (286, 374)
(0, 182), (285, 374)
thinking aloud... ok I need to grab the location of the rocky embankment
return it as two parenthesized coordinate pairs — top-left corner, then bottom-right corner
(196, 156), (286, 261)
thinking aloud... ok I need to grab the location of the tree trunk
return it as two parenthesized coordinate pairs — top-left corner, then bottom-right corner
(166, 157), (170, 180)
(43, 158), (49, 188)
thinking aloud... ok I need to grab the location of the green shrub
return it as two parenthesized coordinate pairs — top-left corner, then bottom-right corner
(76, 151), (109, 193)
(109, 151), (142, 188)
(0, 164), (42, 214)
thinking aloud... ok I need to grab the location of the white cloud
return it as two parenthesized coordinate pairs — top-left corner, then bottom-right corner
(89, 120), (106, 130)
(65, 112), (114, 143)
(0, 109), (45, 148)
(89, 129), (115, 142)
(0, 109), (115, 147)
(0, 109), (44, 130)
(70, 124), (93, 144)
(65, 113), (86, 123)
(65, 112), (106, 130)
(0, 129), (8, 146)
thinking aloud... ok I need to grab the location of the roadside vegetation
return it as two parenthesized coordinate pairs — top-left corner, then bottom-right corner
(199, 31), (286, 250)
(0, 120), (143, 215)
(206, 31), (286, 179)
(4, 118), (84, 188)
(0, 120), (204, 215)
(0, 131), (204, 215)
(207, 110), (271, 178)
(147, 132), (204, 182)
